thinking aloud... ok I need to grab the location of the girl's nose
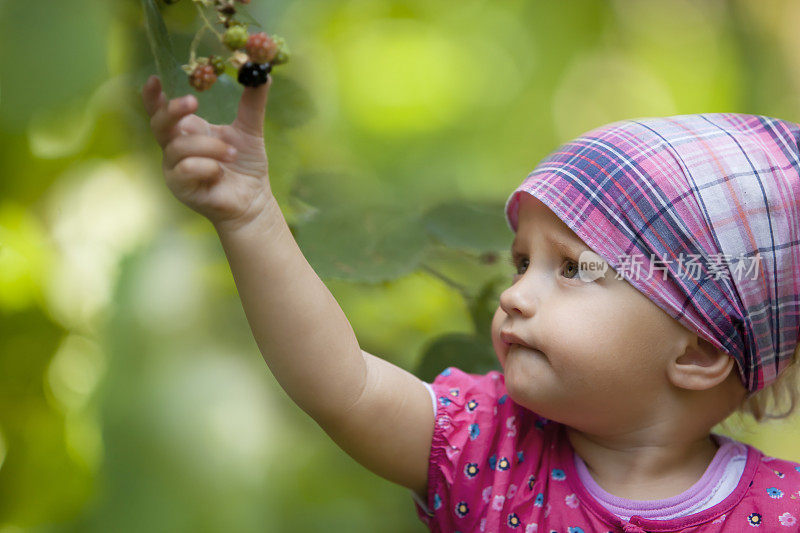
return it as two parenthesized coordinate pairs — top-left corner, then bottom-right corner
(499, 277), (538, 317)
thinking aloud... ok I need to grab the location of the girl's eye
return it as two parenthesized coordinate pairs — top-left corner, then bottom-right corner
(507, 255), (527, 277)
(561, 259), (580, 279)
(507, 255), (583, 281)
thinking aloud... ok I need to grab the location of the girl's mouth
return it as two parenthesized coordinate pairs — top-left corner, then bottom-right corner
(500, 330), (539, 352)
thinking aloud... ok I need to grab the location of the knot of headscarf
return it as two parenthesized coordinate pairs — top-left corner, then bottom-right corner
(504, 113), (800, 393)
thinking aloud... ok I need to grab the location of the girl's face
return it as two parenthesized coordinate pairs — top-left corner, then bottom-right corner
(490, 194), (694, 434)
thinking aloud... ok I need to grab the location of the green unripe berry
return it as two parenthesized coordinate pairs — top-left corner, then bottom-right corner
(210, 55), (226, 75)
(223, 25), (249, 50)
(271, 35), (291, 65)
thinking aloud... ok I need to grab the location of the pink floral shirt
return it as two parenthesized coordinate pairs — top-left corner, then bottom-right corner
(412, 367), (800, 532)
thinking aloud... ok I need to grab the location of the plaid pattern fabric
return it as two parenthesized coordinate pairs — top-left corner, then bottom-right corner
(504, 113), (800, 392)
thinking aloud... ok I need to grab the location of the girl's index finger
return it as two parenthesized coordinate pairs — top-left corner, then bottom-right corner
(141, 75), (165, 117)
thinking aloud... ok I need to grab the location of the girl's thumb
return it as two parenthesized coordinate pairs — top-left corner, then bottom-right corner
(234, 74), (272, 136)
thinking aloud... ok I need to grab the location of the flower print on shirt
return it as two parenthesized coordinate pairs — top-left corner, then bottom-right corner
(433, 493), (442, 511)
(464, 462), (479, 479)
(565, 493), (579, 508)
(466, 399), (478, 412)
(506, 416), (517, 438)
(551, 468), (566, 481)
(779, 512), (797, 526)
(748, 512), (763, 526)
(506, 484), (517, 499)
(492, 495), (505, 511)
(469, 423), (480, 440)
(497, 456), (511, 471)
(507, 512), (521, 528)
(767, 487), (784, 499)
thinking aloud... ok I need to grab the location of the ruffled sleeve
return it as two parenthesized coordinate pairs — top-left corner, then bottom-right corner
(411, 366), (531, 531)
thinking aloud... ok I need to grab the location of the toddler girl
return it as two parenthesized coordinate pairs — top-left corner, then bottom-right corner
(141, 74), (800, 532)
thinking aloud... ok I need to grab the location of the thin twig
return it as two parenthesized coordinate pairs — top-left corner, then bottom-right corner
(420, 263), (472, 300)
(188, 25), (206, 62)
(195, 2), (223, 40)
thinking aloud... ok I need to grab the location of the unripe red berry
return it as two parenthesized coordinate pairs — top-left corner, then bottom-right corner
(246, 32), (278, 64)
(189, 64), (217, 91)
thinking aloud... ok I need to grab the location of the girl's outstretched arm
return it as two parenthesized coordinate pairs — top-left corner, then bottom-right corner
(141, 74), (434, 496)
(215, 198), (435, 496)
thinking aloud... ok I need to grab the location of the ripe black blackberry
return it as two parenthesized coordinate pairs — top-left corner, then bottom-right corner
(237, 61), (271, 87)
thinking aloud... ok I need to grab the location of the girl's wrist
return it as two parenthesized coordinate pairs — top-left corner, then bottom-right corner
(212, 187), (281, 238)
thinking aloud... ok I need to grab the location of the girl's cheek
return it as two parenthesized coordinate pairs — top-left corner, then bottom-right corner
(491, 307), (508, 366)
(492, 331), (508, 368)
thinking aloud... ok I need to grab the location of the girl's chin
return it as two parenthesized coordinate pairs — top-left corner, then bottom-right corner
(497, 352), (507, 369)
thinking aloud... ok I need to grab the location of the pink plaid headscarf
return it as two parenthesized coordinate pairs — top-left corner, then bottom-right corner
(504, 113), (800, 393)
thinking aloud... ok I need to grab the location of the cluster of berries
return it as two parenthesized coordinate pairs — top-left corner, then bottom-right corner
(166, 0), (289, 91)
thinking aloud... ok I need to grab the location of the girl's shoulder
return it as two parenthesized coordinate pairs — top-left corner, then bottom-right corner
(730, 438), (800, 491)
(426, 365), (551, 436)
(750, 450), (800, 491)
(427, 366), (507, 405)
(414, 367), (563, 528)
(718, 446), (800, 529)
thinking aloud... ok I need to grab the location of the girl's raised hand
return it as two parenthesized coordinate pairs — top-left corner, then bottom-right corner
(141, 74), (275, 232)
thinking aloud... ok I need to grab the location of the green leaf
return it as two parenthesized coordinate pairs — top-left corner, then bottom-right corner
(192, 72), (243, 126)
(140, 0), (184, 99)
(468, 275), (506, 339)
(234, 4), (263, 29)
(422, 200), (512, 253)
(414, 333), (500, 383)
(289, 170), (386, 212)
(293, 203), (429, 283)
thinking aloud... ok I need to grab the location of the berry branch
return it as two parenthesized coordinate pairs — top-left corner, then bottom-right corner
(163, 0), (290, 91)
(194, 1), (223, 41)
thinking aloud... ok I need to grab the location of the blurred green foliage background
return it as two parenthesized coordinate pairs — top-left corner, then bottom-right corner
(1, 0), (799, 531)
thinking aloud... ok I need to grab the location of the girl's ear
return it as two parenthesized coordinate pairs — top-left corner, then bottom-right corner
(666, 335), (735, 391)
